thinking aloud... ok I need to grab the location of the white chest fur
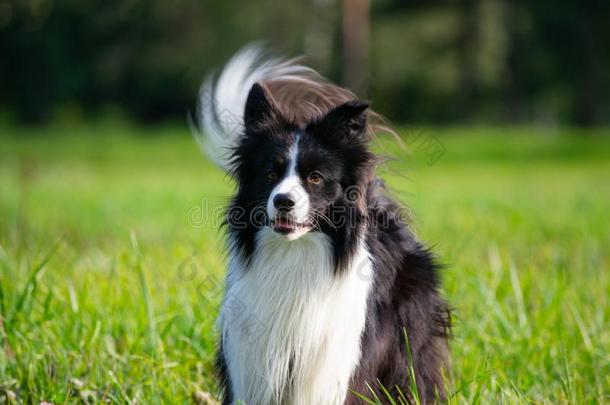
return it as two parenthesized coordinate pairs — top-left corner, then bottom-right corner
(220, 229), (373, 405)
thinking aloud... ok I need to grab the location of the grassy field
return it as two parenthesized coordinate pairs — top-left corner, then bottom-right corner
(1, 123), (609, 403)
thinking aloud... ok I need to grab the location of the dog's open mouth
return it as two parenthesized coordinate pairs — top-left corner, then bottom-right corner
(271, 217), (311, 234)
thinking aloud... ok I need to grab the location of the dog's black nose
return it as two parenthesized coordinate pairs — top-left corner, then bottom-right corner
(273, 194), (295, 211)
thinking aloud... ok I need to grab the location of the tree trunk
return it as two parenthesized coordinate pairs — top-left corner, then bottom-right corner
(457, 0), (477, 120)
(577, 0), (601, 126)
(504, 0), (522, 123)
(341, 0), (370, 97)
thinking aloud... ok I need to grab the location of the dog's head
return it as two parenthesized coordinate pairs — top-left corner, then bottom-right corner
(227, 83), (375, 260)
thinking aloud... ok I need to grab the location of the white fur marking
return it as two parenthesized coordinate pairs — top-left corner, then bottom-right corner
(266, 135), (310, 240)
(220, 231), (373, 404)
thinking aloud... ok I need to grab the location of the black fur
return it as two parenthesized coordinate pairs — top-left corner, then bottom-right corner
(347, 179), (451, 404)
(216, 84), (451, 404)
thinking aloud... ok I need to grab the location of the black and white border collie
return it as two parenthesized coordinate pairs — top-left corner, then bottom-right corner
(195, 45), (451, 405)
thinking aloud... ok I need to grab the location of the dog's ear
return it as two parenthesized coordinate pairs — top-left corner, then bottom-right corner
(313, 100), (369, 141)
(244, 83), (281, 129)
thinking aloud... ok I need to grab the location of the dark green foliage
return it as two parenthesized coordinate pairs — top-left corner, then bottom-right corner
(0, 0), (609, 125)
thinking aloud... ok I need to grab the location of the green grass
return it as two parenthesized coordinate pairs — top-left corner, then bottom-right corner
(0, 123), (609, 403)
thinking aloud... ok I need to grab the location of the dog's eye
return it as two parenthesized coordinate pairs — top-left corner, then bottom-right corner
(308, 171), (323, 185)
(266, 170), (278, 182)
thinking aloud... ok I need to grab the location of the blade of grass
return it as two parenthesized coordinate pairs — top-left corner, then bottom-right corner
(402, 328), (421, 405)
(470, 355), (488, 405)
(449, 357), (505, 399)
(376, 379), (397, 405)
(132, 231), (158, 354)
(349, 389), (379, 405)
(394, 384), (409, 405)
(508, 260), (529, 334)
(7, 241), (61, 325)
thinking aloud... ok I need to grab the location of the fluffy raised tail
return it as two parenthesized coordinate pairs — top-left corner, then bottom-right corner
(192, 44), (316, 171)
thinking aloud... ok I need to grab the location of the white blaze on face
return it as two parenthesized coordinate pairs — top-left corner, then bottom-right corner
(266, 135), (310, 240)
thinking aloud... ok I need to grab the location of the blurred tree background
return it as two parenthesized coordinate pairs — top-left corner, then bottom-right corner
(0, 0), (609, 126)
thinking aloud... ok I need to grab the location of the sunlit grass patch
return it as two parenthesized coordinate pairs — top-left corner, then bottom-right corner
(1, 124), (609, 403)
